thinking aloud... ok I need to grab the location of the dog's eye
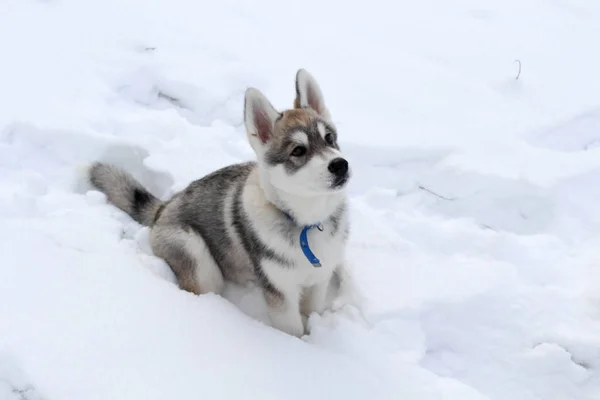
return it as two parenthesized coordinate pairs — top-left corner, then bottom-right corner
(291, 146), (307, 157)
(325, 133), (334, 145)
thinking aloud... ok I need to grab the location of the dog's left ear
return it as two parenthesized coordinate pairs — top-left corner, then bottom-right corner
(244, 87), (280, 146)
(294, 69), (331, 120)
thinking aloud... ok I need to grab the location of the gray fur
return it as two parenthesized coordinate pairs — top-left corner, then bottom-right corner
(89, 162), (163, 226)
(156, 234), (203, 294)
(88, 160), (348, 293)
(329, 203), (346, 236)
(87, 69), (355, 336)
(265, 118), (339, 174)
(231, 179), (293, 269)
(90, 159), (348, 286)
(152, 162), (266, 288)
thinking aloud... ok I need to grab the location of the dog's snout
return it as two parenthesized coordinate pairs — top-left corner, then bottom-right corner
(328, 158), (349, 176)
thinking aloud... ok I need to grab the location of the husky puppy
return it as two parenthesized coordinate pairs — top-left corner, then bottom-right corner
(88, 69), (354, 337)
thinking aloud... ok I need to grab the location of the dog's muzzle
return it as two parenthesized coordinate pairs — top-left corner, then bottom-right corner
(328, 157), (350, 188)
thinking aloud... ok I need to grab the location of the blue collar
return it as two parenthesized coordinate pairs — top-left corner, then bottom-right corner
(283, 212), (323, 268)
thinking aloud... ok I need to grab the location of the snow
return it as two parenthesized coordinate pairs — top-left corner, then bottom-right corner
(1, 0), (600, 399)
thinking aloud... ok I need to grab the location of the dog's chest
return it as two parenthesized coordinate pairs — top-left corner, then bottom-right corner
(286, 223), (346, 284)
(254, 208), (348, 287)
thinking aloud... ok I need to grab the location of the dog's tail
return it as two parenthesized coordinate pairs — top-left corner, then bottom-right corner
(88, 162), (163, 226)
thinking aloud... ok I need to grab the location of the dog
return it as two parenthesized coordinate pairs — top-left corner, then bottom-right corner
(87, 69), (356, 337)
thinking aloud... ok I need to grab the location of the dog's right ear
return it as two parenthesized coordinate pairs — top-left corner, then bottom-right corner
(244, 88), (280, 145)
(294, 69), (331, 120)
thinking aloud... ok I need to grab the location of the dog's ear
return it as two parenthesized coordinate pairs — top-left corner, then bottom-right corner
(244, 88), (280, 144)
(294, 69), (331, 119)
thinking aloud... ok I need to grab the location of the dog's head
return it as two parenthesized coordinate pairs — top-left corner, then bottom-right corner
(244, 69), (350, 196)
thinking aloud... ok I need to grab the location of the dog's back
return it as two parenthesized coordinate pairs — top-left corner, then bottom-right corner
(153, 161), (258, 285)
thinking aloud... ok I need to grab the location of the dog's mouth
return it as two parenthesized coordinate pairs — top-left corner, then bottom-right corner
(330, 174), (349, 190)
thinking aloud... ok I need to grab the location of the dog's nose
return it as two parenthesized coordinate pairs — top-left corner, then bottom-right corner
(328, 158), (349, 176)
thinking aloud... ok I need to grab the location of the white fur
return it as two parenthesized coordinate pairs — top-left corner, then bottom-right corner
(274, 149), (343, 194)
(290, 130), (309, 146)
(242, 81), (348, 225)
(150, 227), (225, 294)
(237, 71), (355, 336)
(243, 170), (349, 336)
(141, 71), (348, 338)
(183, 231), (225, 294)
(261, 143), (348, 225)
(316, 121), (327, 139)
(259, 165), (346, 225)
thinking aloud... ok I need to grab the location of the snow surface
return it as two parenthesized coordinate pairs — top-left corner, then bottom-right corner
(1, 0), (600, 399)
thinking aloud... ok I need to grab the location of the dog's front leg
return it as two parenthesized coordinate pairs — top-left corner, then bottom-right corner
(301, 281), (329, 317)
(263, 285), (304, 337)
